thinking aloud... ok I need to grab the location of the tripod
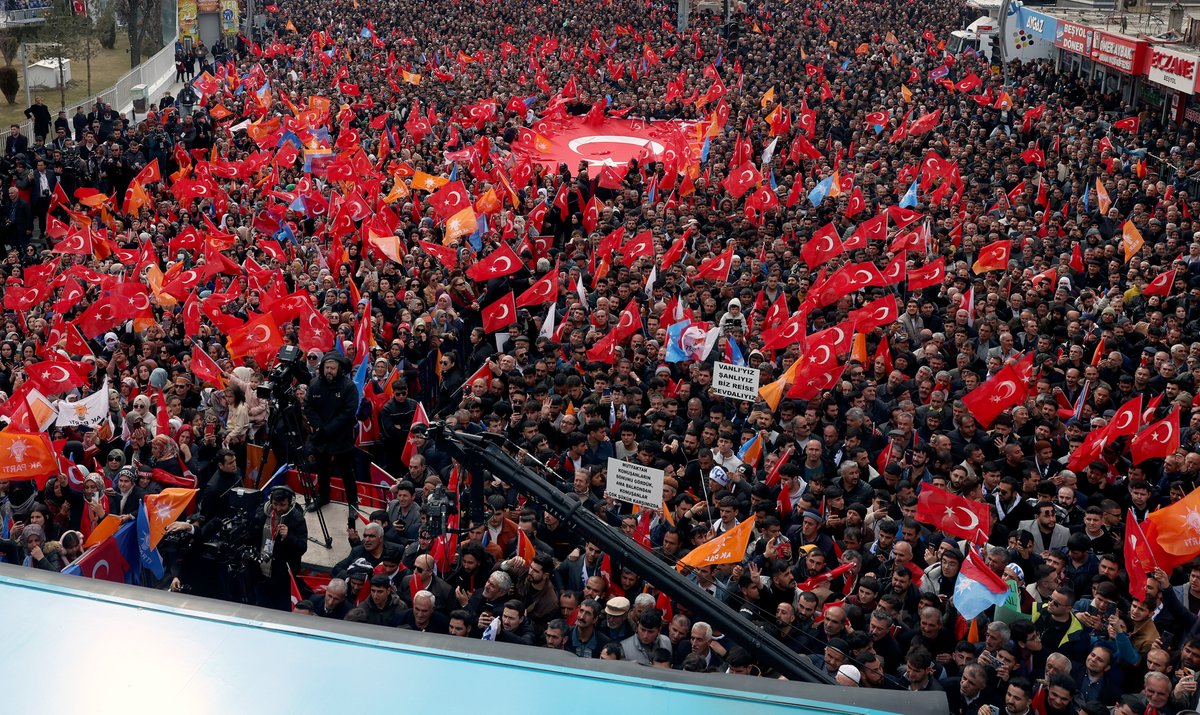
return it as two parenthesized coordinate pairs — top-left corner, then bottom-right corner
(263, 389), (332, 549)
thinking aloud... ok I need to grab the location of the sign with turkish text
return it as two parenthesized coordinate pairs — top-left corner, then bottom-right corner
(1054, 21), (1092, 56)
(606, 458), (665, 511)
(1090, 30), (1146, 74)
(1148, 46), (1198, 95)
(713, 361), (762, 402)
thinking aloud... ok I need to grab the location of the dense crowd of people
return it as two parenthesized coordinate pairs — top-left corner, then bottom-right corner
(3, 0), (1200, 710)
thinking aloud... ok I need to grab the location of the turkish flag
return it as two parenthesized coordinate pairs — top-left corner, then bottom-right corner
(191, 345), (227, 388)
(481, 292), (516, 333)
(961, 362), (1028, 427)
(972, 239), (1011, 274)
(1130, 408), (1180, 465)
(846, 212), (886, 250)
(621, 229), (655, 267)
(1108, 395), (1142, 438)
(1143, 268), (1176, 297)
(887, 206), (923, 229)
(763, 292), (790, 331)
(226, 313), (284, 366)
(613, 299), (642, 341)
(416, 239), (459, 271)
(907, 109), (941, 137)
(1125, 511), (1157, 600)
(133, 158), (161, 185)
(722, 161), (762, 199)
(916, 483), (990, 544)
(586, 331), (619, 364)
(844, 187), (866, 218)
(850, 296), (898, 332)
(515, 269), (559, 307)
(26, 360), (90, 395)
(1020, 148), (1045, 168)
(582, 195), (602, 234)
(907, 257), (945, 290)
(428, 180), (472, 221)
(801, 223), (843, 269)
(465, 242), (522, 282)
(761, 311), (807, 351)
(695, 246), (734, 282)
(661, 235), (687, 269)
(68, 527), (130, 583)
(1113, 116), (1139, 132)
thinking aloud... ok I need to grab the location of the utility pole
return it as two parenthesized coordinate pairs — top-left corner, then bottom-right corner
(21, 42), (30, 113)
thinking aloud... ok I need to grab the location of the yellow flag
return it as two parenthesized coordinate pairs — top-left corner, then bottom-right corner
(676, 517), (756, 572)
(760, 86), (775, 109)
(402, 71), (422, 86)
(1122, 221), (1144, 262)
(901, 85), (913, 103)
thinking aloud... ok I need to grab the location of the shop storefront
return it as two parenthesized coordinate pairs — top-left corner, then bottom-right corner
(1146, 45), (1200, 124)
(1089, 29), (1149, 106)
(1054, 21), (1149, 105)
(1054, 20), (1093, 77)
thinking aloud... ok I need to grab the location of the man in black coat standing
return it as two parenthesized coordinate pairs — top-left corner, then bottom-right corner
(303, 351), (359, 512)
(1, 185), (31, 255)
(5, 124), (28, 159)
(23, 96), (50, 141)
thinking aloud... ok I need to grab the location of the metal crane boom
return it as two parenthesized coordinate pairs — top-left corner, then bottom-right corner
(431, 425), (838, 684)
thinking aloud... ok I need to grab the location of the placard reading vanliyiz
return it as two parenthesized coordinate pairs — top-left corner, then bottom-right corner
(712, 361), (761, 402)
(606, 458), (665, 510)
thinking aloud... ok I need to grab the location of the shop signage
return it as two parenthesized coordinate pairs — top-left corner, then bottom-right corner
(1148, 46), (1198, 95)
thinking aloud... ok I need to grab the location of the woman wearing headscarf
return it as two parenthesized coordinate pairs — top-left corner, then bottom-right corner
(106, 467), (144, 520)
(127, 394), (157, 438)
(40, 474), (84, 534)
(79, 473), (109, 542)
(149, 434), (185, 477)
(19, 523), (63, 571)
(102, 448), (126, 482)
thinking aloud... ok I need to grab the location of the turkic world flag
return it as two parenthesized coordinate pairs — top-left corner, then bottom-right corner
(953, 547), (1009, 619)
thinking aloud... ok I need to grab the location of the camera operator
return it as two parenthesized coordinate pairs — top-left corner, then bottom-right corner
(251, 486), (308, 611)
(196, 449), (243, 528)
(303, 351), (359, 513)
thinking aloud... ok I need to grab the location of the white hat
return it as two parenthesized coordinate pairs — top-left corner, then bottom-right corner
(837, 664), (861, 684)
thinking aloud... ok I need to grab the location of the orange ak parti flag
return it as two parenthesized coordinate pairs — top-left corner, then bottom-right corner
(1146, 482), (1200, 559)
(676, 516), (755, 572)
(143, 488), (199, 550)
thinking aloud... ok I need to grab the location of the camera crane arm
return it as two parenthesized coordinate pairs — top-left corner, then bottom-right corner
(429, 424), (838, 685)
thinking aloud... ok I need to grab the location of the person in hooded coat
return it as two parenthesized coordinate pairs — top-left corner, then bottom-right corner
(303, 351), (360, 512)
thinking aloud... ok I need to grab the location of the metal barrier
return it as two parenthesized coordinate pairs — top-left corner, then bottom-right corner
(0, 7), (49, 24)
(19, 35), (177, 137)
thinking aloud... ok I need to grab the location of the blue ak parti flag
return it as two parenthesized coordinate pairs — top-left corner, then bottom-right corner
(137, 503), (164, 580)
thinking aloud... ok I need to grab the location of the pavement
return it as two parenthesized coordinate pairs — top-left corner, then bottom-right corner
(300, 500), (372, 571)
